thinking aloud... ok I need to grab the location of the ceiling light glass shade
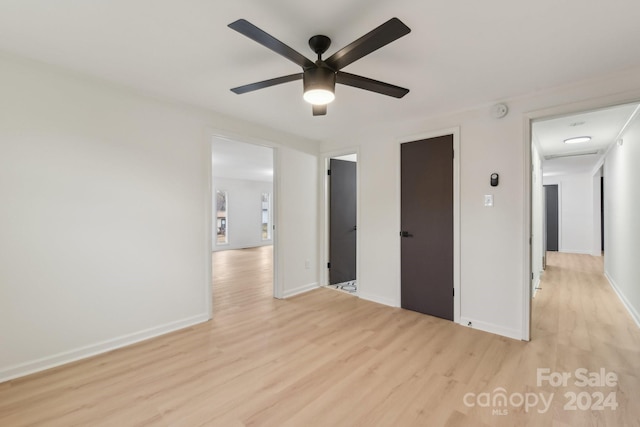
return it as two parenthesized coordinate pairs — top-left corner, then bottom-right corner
(303, 67), (336, 105)
(303, 89), (335, 105)
(564, 136), (591, 144)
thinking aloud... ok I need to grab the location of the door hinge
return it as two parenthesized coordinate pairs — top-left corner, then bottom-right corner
(327, 169), (331, 176)
(327, 262), (331, 269)
(452, 149), (454, 159)
(453, 288), (455, 297)
(531, 272), (534, 280)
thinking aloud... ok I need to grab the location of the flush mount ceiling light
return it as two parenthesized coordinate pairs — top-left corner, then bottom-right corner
(564, 136), (591, 144)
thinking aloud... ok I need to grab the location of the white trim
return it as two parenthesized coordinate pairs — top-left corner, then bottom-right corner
(523, 116), (532, 341)
(282, 282), (320, 298)
(605, 272), (640, 329)
(532, 277), (541, 299)
(0, 314), (209, 383)
(319, 147), (360, 296)
(558, 249), (593, 255)
(204, 129), (214, 320)
(396, 127), (461, 324)
(459, 317), (522, 341)
(272, 147), (283, 299)
(359, 292), (398, 308)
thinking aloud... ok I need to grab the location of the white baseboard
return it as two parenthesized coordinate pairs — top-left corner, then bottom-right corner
(282, 282), (319, 298)
(459, 317), (522, 341)
(0, 313), (209, 383)
(559, 249), (592, 255)
(358, 292), (398, 308)
(605, 271), (640, 329)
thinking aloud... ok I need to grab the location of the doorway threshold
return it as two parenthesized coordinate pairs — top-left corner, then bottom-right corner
(325, 281), (357, 295)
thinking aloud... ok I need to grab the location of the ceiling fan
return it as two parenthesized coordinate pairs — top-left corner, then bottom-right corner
(228, 18), (411, 116)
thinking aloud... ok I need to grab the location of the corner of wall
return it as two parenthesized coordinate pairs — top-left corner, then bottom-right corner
(282, 283), (319, 299)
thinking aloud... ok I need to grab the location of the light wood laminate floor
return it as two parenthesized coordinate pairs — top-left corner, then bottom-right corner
(1, 248), (639, 426)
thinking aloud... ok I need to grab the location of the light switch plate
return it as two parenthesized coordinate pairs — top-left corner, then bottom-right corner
(484, 195), (494, 207)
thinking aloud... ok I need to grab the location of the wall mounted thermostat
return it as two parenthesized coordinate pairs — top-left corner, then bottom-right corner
(490, 173), (499, 187)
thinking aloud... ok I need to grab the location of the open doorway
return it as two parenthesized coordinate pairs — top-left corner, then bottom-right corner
(211, 137), (277, 306)
(528, 101), (640, 338)
(324, 152), (358, 295)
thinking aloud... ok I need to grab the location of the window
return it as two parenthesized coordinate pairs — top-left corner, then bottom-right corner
(261, 193), (271, 240)
(216, 190), (228, 245)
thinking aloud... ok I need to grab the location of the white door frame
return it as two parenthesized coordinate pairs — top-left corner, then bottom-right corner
(320, 148), (360, 292)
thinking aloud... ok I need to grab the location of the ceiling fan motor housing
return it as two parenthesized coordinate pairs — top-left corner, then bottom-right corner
(303, 67), (336, 97)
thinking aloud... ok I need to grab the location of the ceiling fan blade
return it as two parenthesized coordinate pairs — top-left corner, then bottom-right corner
(336, 72), (409, 98)
(231, 73), (303, 94)
(312, 104), (327, 116)
(229, 19), (315, 69)
(325, 18), (410, 71)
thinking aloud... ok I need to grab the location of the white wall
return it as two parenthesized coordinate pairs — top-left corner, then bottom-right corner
(531, 145), (544, 296)
(320, 66), (640, 340)
(543, 173), (594, 254)
(604, 122), (640, 326)
(277, 149), (319, 298)
(212, 177), (272, 251)
(0, 52), (318, 381)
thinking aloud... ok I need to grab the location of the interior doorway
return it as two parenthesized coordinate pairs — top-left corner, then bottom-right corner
(527, 101), (640, 339)
(324, 152), (358, 295)
(211, 136), (277, 304)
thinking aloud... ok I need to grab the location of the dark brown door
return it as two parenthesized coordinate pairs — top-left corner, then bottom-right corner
(400, 135), (454, 320)
(329, 159), (357, 285)
(544, 185), (559, 251)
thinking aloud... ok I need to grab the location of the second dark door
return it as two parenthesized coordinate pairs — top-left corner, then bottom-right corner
(544, 185), (559, 251)
(329, 158), (357, 285)
(400, 135), (454, 320)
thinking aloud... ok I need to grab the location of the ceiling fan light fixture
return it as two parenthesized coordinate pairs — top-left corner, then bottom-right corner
(303, 89), (335, 105)
(303, 68), (335, 105)
(564, 136), (591, 144)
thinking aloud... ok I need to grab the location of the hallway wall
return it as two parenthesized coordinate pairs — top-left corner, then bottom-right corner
(604, 119), (640, 326)
(212, 177), (273, 251)
(543, 173), (594, 254)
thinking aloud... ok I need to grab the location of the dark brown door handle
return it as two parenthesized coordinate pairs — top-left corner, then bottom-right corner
(400, 231), (413, 237)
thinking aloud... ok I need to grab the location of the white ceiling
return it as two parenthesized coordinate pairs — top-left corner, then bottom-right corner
(533, 103), (640, 176)
(2, 1), (640, 143)
(212, 138), (273, 182)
